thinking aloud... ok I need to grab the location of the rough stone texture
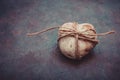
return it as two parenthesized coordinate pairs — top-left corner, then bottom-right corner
(0, 0), (120, 80)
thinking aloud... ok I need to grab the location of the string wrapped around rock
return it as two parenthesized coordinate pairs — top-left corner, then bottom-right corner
(27, 22), (115, 59)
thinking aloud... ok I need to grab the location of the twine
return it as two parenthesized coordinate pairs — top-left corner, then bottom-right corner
(27, 23), (115, 59)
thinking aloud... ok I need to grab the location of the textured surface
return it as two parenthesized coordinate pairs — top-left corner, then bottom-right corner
(0, 0), (120, 80)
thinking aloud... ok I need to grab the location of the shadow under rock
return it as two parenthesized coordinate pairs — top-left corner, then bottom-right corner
(51, 44), (96, 67)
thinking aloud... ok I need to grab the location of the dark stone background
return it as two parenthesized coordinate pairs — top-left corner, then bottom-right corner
(0, 0), (120, 80)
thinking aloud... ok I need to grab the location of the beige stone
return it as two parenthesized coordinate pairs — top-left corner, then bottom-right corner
(58, 22), (98, 59)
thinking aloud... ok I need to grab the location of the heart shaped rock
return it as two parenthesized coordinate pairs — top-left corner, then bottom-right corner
(58, 22), (98, 59)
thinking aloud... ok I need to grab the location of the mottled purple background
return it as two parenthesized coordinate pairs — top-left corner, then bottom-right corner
(0, 0), (120, 80)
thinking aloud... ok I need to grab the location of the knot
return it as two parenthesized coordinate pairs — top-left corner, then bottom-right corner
(58, 23), (99, 44)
